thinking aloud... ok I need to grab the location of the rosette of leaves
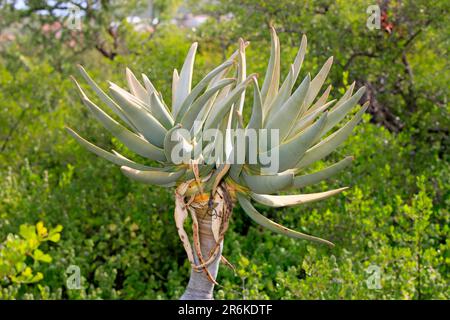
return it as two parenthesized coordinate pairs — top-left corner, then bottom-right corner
(67, 27), (367, 299)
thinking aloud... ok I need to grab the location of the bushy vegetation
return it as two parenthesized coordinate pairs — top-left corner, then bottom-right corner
(0, 0), (448, 299)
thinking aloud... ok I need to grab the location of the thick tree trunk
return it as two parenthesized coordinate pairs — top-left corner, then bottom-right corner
(180, 213), (223, 300)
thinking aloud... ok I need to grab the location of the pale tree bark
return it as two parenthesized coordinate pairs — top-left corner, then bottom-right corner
(180, 214), (224, 300)
(176, 178), (235, 300)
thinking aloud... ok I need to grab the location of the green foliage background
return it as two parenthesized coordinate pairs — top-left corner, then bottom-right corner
(0, 0), (448, 299)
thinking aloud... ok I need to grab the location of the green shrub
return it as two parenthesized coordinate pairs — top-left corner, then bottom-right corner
(0, 222), (62, 299)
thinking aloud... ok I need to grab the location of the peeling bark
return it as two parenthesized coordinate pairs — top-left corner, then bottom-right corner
(180, 213), (223, 300)
(178, 180), (235, 300)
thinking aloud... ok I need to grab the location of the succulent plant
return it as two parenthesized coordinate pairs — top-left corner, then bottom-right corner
(67, 27), (368, 299)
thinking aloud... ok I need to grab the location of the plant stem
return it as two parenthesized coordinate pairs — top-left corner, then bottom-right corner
(180, 213), (223, 300)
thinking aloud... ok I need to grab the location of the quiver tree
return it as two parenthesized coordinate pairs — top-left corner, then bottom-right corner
(67, 27), (368, 300)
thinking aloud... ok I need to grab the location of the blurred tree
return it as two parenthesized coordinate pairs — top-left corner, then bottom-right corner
(190, 0), (449, 138)
(0, 0), (182, 62)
